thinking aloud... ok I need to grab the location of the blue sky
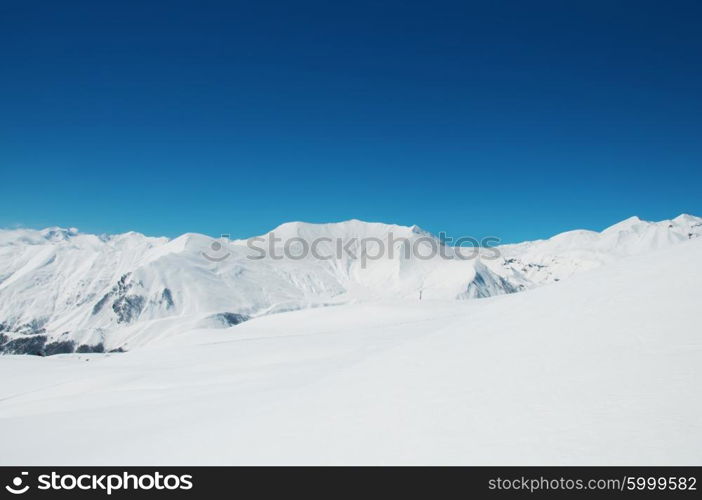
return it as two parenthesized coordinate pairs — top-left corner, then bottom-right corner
(1, 0), (701, 243)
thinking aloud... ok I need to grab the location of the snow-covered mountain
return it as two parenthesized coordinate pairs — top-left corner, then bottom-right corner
(497, 214), (702, 285)
(2, 228), (701, 465)
(1, 214), (700, 355)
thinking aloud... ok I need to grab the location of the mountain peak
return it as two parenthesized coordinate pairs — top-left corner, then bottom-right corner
(673, 213), (702, 224)
(40, 227), (79, 241)
(263, 219), (429, 241)
(602, 216), (646, 234)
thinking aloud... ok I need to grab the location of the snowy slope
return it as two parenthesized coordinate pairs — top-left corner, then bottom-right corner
(496, 214), (702, 285)
(0, 237), (700, 464)
(0, 215), (700, 354)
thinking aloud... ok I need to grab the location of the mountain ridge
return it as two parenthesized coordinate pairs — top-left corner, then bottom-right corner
(1, 214), (700, 355)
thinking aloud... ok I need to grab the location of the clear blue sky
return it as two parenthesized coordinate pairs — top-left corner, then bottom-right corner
(2, 0), (701, 242)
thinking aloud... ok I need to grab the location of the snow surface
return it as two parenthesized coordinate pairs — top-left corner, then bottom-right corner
(0, 235), (700, 464)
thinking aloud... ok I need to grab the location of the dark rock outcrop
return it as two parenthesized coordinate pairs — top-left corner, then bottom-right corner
(76, 343), (105, 354)
(211, 312), (249, 327)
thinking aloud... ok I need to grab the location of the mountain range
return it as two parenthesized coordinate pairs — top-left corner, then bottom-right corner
(1, 214), (700, 355)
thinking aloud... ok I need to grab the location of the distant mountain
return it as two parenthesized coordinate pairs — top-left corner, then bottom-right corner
(1, 214), (700, 355)
(496, 214), (702, 285)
